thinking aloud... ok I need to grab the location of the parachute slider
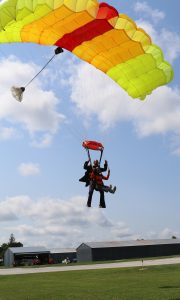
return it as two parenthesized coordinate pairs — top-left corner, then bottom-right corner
(82, 140), (104, 151)
(82, 140), (104, 166)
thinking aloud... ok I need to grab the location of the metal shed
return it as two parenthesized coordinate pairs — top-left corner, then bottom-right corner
(77, 239), (180, 262)
(49, 248), (77, 263)
(4, 247), (50, 267)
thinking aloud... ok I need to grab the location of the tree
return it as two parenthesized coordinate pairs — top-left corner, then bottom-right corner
(9, 233), (16, 246)
(0, 234), (23, 257)
(8, 234), (23, 248)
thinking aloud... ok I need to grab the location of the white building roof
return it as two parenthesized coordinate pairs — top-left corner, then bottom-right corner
(9, 247), (50, 254)
(49, 248), (76, 254)
(77, 239), (180, 249)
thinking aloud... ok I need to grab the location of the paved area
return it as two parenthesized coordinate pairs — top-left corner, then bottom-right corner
(1, 257), (180, 276)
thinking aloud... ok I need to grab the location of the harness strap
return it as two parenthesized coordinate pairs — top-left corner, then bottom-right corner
(99, 149), (103, 166)
(86, 149), (92, 166)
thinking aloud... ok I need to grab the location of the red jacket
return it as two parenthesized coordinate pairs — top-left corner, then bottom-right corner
(90, 169), (110, 185)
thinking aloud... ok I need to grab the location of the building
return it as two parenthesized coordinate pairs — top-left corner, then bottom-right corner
(4, 246), (77, 267)
(4, 247), (50, 267)
(77, 239), (180, 262)
(49, 248), (77, 263)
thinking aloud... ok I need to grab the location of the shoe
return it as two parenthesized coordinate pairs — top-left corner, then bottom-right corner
(86, 204), (91, 207)
(112, 186), (116, 193)
(99, 205), (106, 208)
(109, 186), (116, 193)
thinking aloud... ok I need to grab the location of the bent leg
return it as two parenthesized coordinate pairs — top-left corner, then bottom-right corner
(95, 184), (109, 193)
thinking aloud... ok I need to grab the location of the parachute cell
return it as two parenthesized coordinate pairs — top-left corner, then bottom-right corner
(0, 0), (174, 99)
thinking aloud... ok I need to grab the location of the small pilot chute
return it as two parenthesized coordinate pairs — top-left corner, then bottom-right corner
(11, 47), (64, 102)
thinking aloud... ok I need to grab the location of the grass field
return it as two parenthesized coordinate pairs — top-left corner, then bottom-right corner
(0, 264), (180, 300)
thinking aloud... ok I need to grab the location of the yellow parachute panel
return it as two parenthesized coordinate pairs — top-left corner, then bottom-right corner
(0, 0), (173, 99)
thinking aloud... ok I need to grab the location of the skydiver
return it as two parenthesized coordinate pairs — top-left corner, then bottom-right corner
(79, 160), (92, 187)
(79, 159), (108, 187)
(93, 168), (116, 194)
(86, 160), (116, 208)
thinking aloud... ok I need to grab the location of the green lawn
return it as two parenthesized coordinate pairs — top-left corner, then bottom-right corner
(0, 265), (180, 300)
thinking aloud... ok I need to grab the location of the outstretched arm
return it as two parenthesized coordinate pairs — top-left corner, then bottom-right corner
(84, 160), (90, 170)
(102, 169), (110, 180)
(100, 160), (108, 172)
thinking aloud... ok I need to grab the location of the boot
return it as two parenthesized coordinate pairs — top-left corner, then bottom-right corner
(113, 186), (116, 193)
(109, 186), (116, 194)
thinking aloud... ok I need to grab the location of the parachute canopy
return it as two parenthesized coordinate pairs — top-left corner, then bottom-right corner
(82, 140), (104, 151)
(0, 0), (174, 99)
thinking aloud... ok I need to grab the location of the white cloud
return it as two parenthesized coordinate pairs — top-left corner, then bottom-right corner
(70, 63), (132, 129)
(134, 2), (165, 23)
(133, 87), (180, 137)
(169, 135), (180, 156)
(0, 56), (65, 147)
(159, 29), (180, 63)
(160, 228), (179, 239)
(1, 194), (179, 248)
(18, 163), (40, 176)
(0, 195), (133, 247)
(132, 2), (180, 63)
(30, 133), (53, 148)
(68, 62), (180, 154)
(135, 20), (180, 63)
(146, 228), (180, 240)
(0, 126), (21, 140)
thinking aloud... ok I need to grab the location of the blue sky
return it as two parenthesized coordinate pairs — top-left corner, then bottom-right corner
(0, 0), (180, 248)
